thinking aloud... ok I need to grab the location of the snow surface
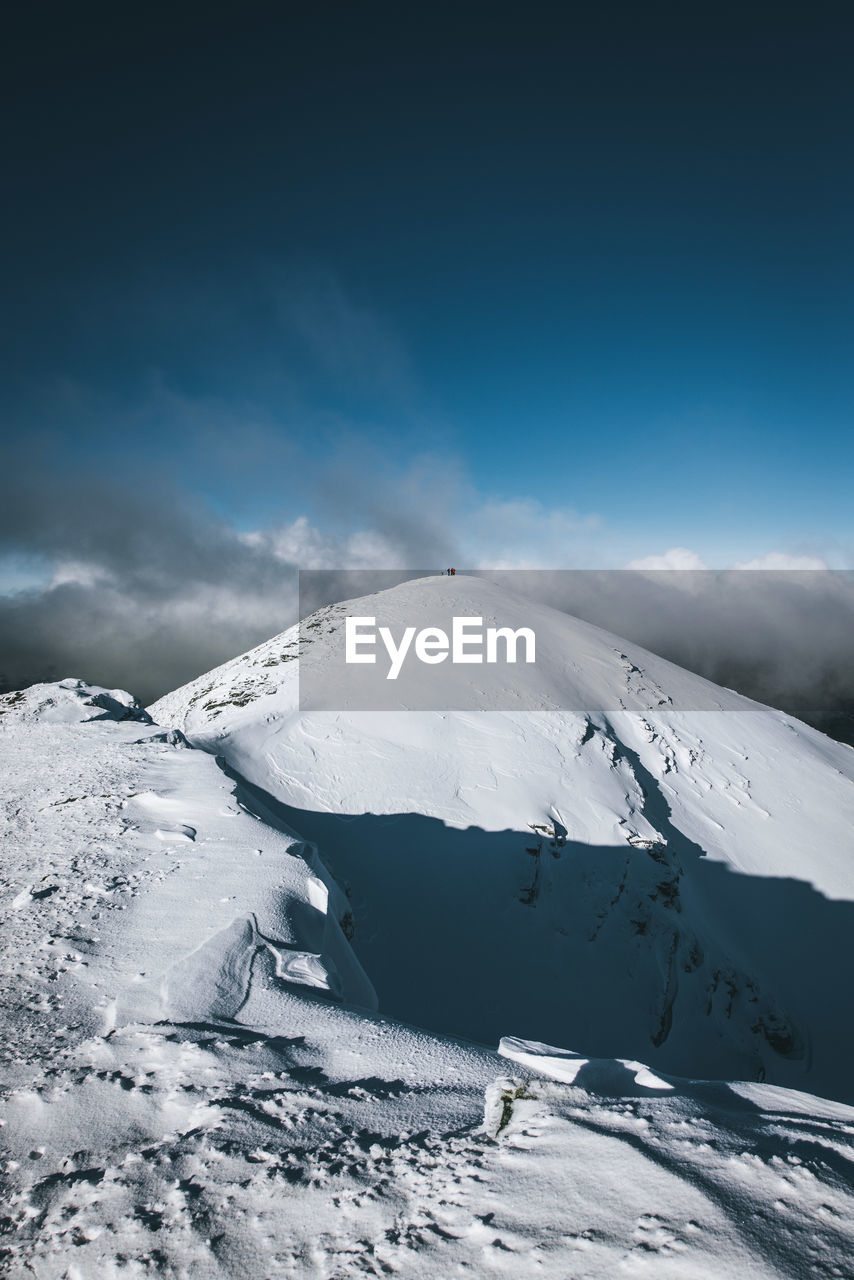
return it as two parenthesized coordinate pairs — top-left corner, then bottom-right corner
(2, 577), (854, 1277)
(152, 575), (854, 1100)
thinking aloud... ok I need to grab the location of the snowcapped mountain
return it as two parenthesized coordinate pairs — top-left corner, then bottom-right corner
(4, 579), (854, 1278)
(152, 574), (854, 1101)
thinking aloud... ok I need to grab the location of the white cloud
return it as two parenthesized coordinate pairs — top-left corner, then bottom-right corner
(625, 547), (708, 571)
(733, 553), (829, 570)
(242, 518), (412, 571)
(50, 561), (116, 589)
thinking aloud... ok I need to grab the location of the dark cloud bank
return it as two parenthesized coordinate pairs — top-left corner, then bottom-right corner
(2, 480), (853, 746)
(0, 475), (298, 704)
(513, 568), (854, 745)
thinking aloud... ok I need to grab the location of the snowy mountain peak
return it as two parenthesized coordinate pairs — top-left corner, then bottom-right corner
(149, 574), (854, 1101)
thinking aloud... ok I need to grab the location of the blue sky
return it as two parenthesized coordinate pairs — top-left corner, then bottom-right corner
(1, 1), (853, 690)
(4, 2), (853, 567)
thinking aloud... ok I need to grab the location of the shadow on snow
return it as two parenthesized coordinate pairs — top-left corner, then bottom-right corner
(219, 760), (854, 1106)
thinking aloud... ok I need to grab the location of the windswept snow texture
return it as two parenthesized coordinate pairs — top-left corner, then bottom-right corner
(152, 575), (854, 1103)
(3, 574), (854, 1277)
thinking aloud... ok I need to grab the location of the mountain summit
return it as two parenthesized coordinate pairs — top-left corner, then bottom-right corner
(151, 574), (854, 1099)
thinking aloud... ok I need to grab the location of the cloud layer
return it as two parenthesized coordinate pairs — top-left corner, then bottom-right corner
(2, 445), (852, 748)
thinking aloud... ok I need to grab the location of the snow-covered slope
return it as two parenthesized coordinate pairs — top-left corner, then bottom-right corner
(4, 676), (854, 1278)
(152, 575), (854, 1100)
(0, 679), (374, 1042)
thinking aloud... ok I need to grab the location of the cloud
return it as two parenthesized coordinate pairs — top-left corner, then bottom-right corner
(1, 428), (852, 745)
(0, 442), (480, 702)
(486, 566), (854, 736)
(733, 553), (829, 570)
(625, 547), (708, 570)
(0, 474), (300, 703)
